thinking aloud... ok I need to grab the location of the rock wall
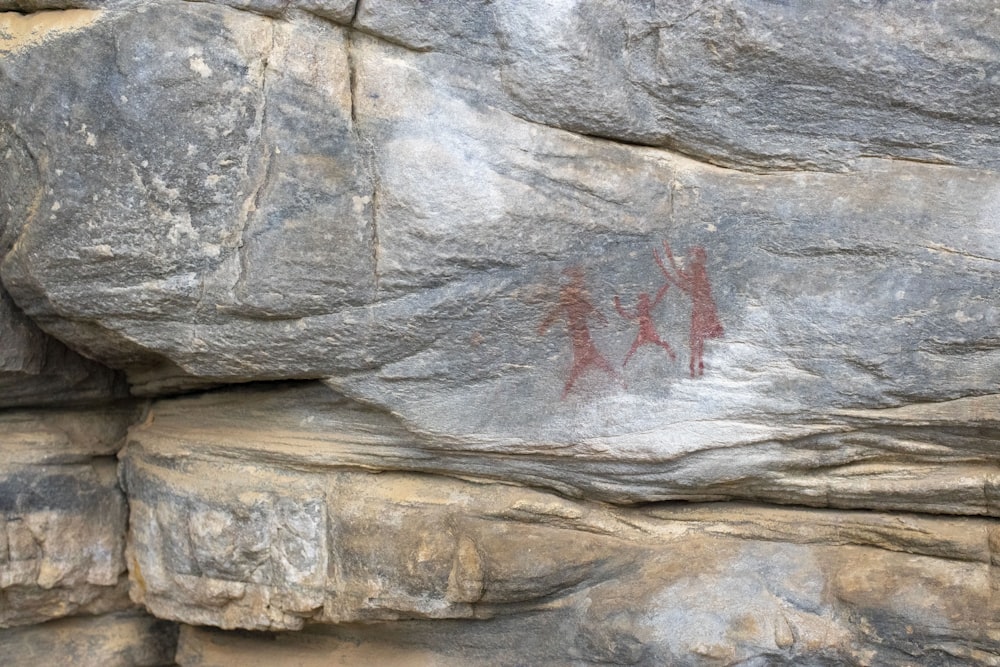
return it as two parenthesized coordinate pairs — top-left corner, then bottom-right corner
(1, 1), (998, 665)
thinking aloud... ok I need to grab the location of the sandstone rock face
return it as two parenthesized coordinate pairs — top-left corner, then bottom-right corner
(3, 1), (1000, 502)
(123, 417), (1000, 661)
(0, 612), (178, 666)
(1, 0), (999, 664)
(0, 405), (138, 627)
(122, 378), (1000, 516)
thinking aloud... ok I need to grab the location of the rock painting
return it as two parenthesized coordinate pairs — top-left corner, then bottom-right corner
(542, 243), (723, 396)
(538, 266), (625, 398)
(654, 243), (724, 378)
(614, 284), (676, 367)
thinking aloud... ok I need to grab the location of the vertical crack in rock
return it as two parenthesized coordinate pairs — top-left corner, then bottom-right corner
(232, 19), (277, 297)
(346, 4), (381, 296)
(369, 147), (381, 297)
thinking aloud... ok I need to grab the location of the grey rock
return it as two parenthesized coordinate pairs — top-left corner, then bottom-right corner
(1, 2), (372, 375)
(0, 287), (125, 408)
(2, 2), (999, 662)
(189, 0), (357, 23)
(0, 611), (178, 667)
(3, 10), (999, 485)
(357, 0), (1000, 172)
(0, 404), (139, 627)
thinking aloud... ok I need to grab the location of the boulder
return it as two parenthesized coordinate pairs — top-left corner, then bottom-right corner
(1, 3), (998, 478)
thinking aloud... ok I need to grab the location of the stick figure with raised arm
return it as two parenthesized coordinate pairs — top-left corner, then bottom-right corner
(653, 242), (723, 377)
(613, 283), (676, 367)
(538, 266), (625, 398)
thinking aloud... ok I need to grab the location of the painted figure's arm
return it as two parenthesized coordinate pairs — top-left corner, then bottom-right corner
(653, 249), (681, 291)
(613, 295), (635, 320)
(538, 305), (561, 335)
(657, 242), (691, 292)
(652, 283), (670, 308)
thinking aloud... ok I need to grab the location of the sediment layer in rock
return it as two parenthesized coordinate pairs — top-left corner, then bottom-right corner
(0, 611), (178, 667)
(123, 418), (1000, 664)
(126, 382), (1000, 515)
(0, 404), (139, 627)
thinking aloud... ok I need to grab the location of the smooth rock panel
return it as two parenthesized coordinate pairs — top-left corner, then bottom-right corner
(0, 405), (139, 627)
(2, 10), (998, 474)
(357, 0), (1000, 172)
(123, 427), (1000, 661)
(0, 611), (178, 667)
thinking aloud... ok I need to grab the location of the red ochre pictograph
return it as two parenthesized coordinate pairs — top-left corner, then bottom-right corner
(540, 243), (723, 397)
(613, 284), (676, 367)
(654, 242), (724, 378)
(538, 266), (626, 398)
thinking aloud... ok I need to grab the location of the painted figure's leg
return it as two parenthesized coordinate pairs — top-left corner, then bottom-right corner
(623, 338), (642, 367)
(653, 337), (676, 361)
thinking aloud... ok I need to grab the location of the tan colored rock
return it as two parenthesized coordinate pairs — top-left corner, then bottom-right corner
(126, 382), (1000, 517)
(123, 409), (1000, 662)
(0, 405), (140, 627)
(0, 611), (178, 666)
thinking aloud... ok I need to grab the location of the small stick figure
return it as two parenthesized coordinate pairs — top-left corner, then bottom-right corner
(539, 267), (625, 398)
(613, 283), (676, 367)
(654, 242), (723, 377)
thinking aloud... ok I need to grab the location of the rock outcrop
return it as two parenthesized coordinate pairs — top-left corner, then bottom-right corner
(0, 0), (998, 664)
(0, 404), (136, 627)
(122, 397), (1000, 662)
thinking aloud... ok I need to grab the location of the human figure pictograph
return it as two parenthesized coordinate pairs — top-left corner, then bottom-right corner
(538, 266), (624, 398)
(653, 242), (723, 377)
(613, 284), (676, 367)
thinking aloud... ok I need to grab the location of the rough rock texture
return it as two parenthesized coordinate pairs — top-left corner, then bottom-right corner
(3, 1), (999, 504)
(125, 382), (1000, 516)
(123, 422), (1000, 662)
(1, 0), (999, 664)
(0, 287), (126, 408)
(0, 611), (178, 666)
(0, 404), (139, 627)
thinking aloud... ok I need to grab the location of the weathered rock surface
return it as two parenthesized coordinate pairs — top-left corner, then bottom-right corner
(0, 611), (178, 666)
(357, 0), (1000, 172)
(2, 1), (999, 500)
(126, 382), (1000, 516)
(1, 3), (371, 375)
(124, 422), (999, 662)
(0, 404), (139, 627)
(0, 287), (125, 408)
(2, 0), (999, 663)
